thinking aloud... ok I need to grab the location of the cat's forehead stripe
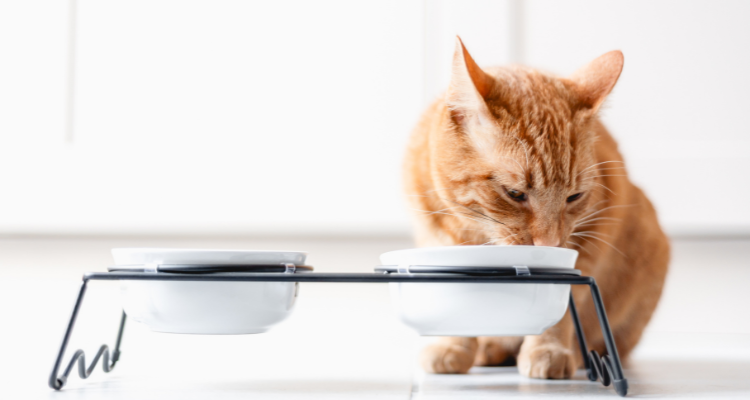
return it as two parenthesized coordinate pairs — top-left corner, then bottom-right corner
(512, 82), (576, 189)
(480, 66), (592, 191)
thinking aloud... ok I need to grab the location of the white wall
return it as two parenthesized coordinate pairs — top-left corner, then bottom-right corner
(0, 0), (748, 236)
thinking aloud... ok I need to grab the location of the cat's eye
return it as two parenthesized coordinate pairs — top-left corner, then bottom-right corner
(505, 188), (527, 202)
(567, 193), (584, 203)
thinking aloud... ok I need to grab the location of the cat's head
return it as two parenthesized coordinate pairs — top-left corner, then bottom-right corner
(431, 37), (624, 247)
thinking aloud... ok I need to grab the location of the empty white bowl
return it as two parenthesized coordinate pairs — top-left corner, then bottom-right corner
(379, 246), (578, 336)
(111, 248), (307, 334)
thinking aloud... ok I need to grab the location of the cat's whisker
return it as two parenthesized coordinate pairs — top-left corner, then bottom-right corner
(580, 200), (609, 216)
(583, 166), (627, 171)
(493, 233), (518, 245)
(578, 203), (617, 222)
(574, 216), (621, 227)
(418, 206), (460, 215)
(472, 232), (520, 246)
(424, 206), (492, 220)
(577, 204), (636, 224)
(456, 211), (501, 226)
(409, 208), (496, 227)
(574, 223), (617, 229)
(445, 199), (505, 225)
(566, 240), (591, 255)
(577, 167), (627, 178)
(409, 190), (506, 226)
(580, 174), (628, 179)
(576, 161), (625, 178)
(457, 210), (496, 224)
(571, 232), (625, 257)
(589, 182), (616, 195)
(444, 213), (496, 227)
(572, 234), (602, 253)
(573, 230), (614, 239)
(578, 215), (622, 221)
(575, 217), (621, 226)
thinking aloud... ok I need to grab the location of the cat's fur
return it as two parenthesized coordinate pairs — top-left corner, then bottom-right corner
(404, 38), (669, 378)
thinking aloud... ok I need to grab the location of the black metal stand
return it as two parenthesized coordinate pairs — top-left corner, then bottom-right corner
(48, 280), (127, 390)
(49, 270), (628, 396)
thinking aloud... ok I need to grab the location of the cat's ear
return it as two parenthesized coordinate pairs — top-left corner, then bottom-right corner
(447, 36), (494, 122)
(567, 50), (624, 111)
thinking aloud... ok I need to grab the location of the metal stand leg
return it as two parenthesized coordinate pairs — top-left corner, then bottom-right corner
(49, 279), (127, 390)
(589, 282), (628, 397)
(569, 292), (596, 381)
(569, 283), (628, 396)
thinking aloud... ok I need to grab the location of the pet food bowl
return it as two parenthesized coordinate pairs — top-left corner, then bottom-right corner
(379, 246), (578, 336)
(110, 248), (310, 334)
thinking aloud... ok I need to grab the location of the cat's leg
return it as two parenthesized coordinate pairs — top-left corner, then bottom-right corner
(420, 337), (478, 374)
(517, 317), (578, 379)
(474, 336), (523, 366)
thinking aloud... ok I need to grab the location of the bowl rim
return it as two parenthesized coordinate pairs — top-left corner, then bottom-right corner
(111, 248), (309, 266)
(381, 244), (577, 254)
(380, 245), (578, 269)
(112, 247), (308, 255)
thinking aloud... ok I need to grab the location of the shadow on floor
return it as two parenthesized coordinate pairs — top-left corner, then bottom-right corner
(413, 360), (750, 398)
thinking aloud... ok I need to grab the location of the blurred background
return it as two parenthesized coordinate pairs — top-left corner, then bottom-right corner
(1, 0), (749, 236)
(1, 1), (749, 399)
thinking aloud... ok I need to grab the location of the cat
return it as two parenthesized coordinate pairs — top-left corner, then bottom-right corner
(403, 37), (670, 379)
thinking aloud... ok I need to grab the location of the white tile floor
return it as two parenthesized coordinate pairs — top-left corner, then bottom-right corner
(0, 236), (748, 399)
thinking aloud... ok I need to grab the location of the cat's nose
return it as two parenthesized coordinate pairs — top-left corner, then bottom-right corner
(532, 237), (560, 247)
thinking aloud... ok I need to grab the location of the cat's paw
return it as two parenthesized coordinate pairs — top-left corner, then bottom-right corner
(420, 343), (476, 374)
(474, 337), (518, 366)
(517, 342), (577, 379)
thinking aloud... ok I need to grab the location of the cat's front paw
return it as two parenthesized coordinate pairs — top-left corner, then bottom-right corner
(517, 342), (577, 379)
(420, 343), (476, 374)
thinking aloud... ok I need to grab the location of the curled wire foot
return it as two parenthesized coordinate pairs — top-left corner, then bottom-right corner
(51, 345), (120, 390)
(586, 350), (628, 396)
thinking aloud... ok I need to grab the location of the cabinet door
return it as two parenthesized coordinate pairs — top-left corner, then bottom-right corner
(0, 0), (68, 145)
(0, 0), (424, 235)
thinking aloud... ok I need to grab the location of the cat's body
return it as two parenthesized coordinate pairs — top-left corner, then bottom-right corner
(404, 38), (669, 378)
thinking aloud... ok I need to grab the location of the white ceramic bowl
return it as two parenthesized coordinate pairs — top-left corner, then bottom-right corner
(380, 246), (578, 336)
(112, 248), (307, 334)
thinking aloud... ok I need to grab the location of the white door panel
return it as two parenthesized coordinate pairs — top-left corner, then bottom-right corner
(523, 0), (750, 233)
(0, 0), (68, 145)
(0, 0), (424, 235)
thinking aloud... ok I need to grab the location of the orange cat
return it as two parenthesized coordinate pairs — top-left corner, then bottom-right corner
(404, 37), (670, 378)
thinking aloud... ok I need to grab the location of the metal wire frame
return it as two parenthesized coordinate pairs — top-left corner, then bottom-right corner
(49, 270), (628, 396)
